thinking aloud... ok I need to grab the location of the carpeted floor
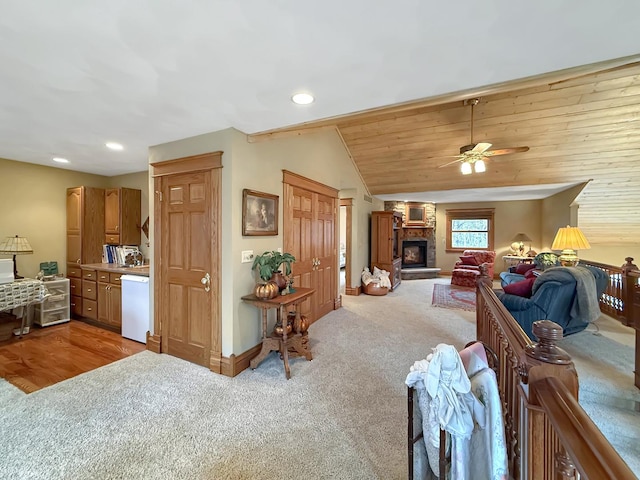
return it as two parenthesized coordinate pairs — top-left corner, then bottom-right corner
(431, 283), (476, 311)
(0, 278), (637, 479)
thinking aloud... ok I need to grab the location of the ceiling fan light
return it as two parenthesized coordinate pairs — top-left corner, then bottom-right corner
(474, 159), (486, 173)
(461, 161), (472, 175)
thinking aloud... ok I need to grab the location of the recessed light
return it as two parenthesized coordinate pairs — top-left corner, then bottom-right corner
(52, 157), (69, 164)
(105, 142), (124, 151)
(291, 93), (314, 105)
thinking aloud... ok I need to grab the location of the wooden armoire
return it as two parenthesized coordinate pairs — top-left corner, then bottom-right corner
(370, 210), (402, 290)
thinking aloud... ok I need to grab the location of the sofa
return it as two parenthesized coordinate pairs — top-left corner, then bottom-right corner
(499, 252), (560, 288)
(451, 250), (496, 287)
(496, 265), (609, 340)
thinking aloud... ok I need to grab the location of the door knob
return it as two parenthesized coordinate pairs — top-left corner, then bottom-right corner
(201, 273), (211, 292)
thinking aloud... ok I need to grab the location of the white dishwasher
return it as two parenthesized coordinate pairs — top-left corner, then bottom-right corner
(121, 274), (150, 343)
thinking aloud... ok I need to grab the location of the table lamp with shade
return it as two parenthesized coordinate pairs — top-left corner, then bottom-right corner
(551, 226), (590, 266)
(0, 235), (33, 279)
(511, 233), (532, 256)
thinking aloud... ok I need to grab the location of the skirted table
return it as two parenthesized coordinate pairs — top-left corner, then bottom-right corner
(0, 278), (46, 337)
(242, 287), (314, 379)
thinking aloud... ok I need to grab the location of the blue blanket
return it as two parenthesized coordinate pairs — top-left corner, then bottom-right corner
(533, 266), (601, 323)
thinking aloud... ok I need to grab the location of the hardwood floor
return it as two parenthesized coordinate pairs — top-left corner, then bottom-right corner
(0, 320), (146, 393)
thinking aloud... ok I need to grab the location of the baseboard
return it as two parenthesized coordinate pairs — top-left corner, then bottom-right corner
(345, 285), (361, 296)
(146, 333), (161, 353)
(334, 296), (342, 309)
(219, 343), (262, 377)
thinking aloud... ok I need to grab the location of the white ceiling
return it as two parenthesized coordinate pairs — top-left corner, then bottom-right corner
(1, 1), (639, 178)
(375, 182), (584, 204)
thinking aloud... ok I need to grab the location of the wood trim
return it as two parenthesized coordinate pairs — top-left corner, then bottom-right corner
(345, 285), (361, 296)
(153, 176), (163, 351)
(339, 198), (353, 207)
(247, 125), (337, 143)
(220, 343), (263, 377)
(343, 199), (353, 291)
(282, 170), (339, 198)
(445, 208), (495, 252)
(146, 333), (161, 353)
(150, 151), (223, 177)
(334, 296), (342, 309)
(209, 351), (222, 374)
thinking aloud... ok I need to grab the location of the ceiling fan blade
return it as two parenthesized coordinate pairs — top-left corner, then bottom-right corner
(471, 142), (492, 153)
(438, 157), (463, 168)
(484, 146), (529, 157)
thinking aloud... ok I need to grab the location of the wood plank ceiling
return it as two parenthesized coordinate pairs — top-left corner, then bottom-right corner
(258, 62), (640, 246)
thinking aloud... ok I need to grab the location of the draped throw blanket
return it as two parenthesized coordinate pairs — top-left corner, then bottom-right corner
(534, 266), (600, 323)
(406, 343), (507, 479)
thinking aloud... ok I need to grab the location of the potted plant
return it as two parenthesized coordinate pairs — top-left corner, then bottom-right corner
(252, 250), (296, 298)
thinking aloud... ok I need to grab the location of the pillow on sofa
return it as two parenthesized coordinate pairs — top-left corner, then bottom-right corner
(515, 263), (537, 275)
(524, 268), (539, 279)
(503, 277), (536, 298)
(459, 255), (479, 266)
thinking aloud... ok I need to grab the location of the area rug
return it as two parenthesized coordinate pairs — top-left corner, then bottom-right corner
(432, 283), (476, 311)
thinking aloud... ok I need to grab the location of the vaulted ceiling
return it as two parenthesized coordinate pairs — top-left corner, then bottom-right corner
(252, 61), (640, 246)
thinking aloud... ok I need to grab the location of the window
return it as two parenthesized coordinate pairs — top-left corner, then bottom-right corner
(446, 209), (494, 251)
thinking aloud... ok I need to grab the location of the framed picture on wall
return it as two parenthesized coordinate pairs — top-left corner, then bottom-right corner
(242, 189), (278, 236)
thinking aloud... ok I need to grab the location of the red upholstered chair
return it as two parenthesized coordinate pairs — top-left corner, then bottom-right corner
(451, 250), (496, 287)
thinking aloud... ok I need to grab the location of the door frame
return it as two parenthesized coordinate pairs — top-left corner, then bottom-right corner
(340, 198), (357, 296)
(149, 151), (223, 373)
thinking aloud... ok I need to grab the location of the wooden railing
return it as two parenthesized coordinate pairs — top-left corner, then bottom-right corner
(475, 269), (636, 479)
(580, 257), (640, 388)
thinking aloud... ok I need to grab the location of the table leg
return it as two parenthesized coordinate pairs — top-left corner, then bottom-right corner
(250, 307), (272, 369)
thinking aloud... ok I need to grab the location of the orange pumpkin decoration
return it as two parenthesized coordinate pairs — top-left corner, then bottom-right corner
(254, 281), (279, 300)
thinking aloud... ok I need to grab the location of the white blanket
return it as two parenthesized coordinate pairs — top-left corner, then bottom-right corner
(361, 266), (392, 289)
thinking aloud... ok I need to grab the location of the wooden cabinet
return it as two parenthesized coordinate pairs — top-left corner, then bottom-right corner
(67, 186), (104, 315)
(97, 271), (122, 329)
(105, 188), (141, 246)
(370, 210), (402, 290)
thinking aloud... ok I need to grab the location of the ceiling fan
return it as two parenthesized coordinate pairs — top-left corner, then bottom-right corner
(438, 98), (529, 174)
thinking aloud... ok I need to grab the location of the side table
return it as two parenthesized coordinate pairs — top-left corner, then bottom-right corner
(241, 287), (314, 379)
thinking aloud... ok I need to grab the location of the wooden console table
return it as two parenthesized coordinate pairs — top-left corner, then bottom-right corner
(241, 287), (314, 379)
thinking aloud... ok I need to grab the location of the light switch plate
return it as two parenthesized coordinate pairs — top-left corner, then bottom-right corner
(241, 250), (254, 263)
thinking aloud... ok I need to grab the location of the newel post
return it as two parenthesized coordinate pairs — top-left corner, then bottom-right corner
(523, 320), (578, 480)
(476, 263), (493, 288)
(621, 257), (638, 328)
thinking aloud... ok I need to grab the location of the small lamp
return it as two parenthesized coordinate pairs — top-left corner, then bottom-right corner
(0, 235), (33, 279)
(551, 226), (590, 267)
(511, 233), (532, 257)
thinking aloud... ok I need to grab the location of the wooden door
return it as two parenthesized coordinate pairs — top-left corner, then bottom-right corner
(151, 152), (222, 371)
(105, 188), (120, 234)
(283, 171), (338, 324)
(314, 192), (336, 319)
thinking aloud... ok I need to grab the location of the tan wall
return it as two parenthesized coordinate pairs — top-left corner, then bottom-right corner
(435, 199), (542, 275)
(541, 183), (587, 249)
(149, 127), (375, 356)
(0, 158), (149, 279)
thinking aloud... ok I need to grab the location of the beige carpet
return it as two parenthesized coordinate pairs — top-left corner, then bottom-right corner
(0, 278), (637, 478)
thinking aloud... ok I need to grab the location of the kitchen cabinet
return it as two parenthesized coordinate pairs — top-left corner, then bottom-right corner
(105, 188), (141, 246)
(97, 271), (122, 329)
(67, 186), (105, 315)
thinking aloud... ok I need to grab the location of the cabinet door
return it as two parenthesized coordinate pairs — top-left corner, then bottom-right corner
(66, 187), (82, 234)
(376, 214), (394, 264)
(109, 284), (122, 327)
(105, 188), (120, 234)
(97, 282), (109, 324)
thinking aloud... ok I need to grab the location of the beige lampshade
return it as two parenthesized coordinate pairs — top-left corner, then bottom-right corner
(512, 233), (532, 243)
(551, 226), (591, 251)
(0, 235), (33, 255)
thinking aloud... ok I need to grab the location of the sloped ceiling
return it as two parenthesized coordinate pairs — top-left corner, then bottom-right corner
(254, 62), (640, 246)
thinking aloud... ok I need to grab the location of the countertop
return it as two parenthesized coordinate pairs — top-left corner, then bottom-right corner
(80, 263), (149, 277)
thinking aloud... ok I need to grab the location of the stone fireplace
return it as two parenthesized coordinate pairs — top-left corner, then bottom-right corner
(402, 239), (428, 269)
(384, 200), (440, 279)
